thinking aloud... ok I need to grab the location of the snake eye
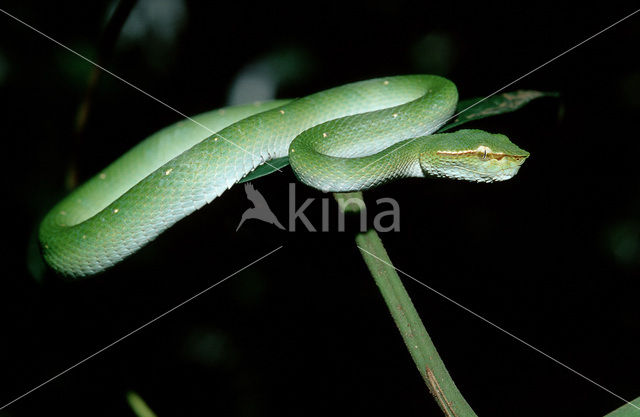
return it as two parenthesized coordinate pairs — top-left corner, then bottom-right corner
(477, 145), (491, 160)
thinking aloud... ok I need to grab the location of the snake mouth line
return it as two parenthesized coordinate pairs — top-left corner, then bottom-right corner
(436, 149), (528, 161)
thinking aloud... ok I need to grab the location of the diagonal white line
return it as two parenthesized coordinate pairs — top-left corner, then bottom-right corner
(0, 7), (283, 173)
(0, 245), (284, 411)
(356, 7), (640, 175)
(357, 245), (640, 411)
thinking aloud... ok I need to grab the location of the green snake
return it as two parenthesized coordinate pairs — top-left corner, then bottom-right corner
(40, 75), (529, 277)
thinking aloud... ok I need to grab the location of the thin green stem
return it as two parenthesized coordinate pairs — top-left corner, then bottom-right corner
(126, 391), (158, 417)
(66, 0), (137, 189)
(336, 192), (640, 417)
(335, 192), (477, 417)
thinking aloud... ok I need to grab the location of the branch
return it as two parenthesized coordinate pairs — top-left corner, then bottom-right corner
(335, 192), (478, 417)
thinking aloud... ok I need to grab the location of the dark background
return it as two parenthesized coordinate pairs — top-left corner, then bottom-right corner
(1, 1), (639, 416)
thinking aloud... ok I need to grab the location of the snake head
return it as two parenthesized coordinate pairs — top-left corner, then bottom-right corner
(419, 129), (530, 183)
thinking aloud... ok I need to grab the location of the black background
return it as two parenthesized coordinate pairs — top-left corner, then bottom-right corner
(1, 1), (639, 416)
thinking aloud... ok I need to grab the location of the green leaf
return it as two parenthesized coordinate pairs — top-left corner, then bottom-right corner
(604, 396), (640, 417)
(437, 90), (558, 132)
(238, 156), (290, 183)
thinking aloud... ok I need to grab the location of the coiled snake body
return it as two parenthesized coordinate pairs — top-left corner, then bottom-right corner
(40, 75), (529, 277)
